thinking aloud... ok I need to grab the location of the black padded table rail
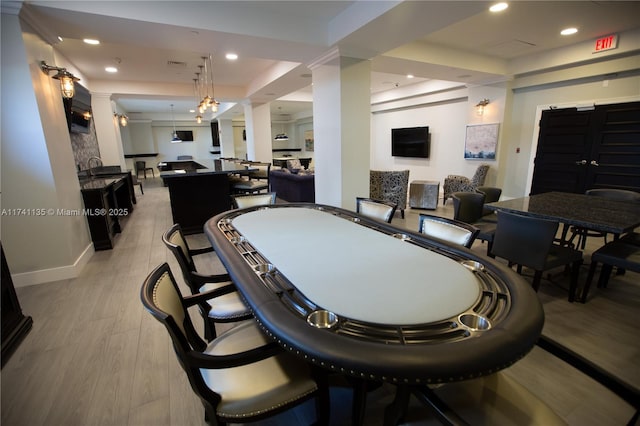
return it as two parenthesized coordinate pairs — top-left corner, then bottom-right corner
(205, 204), (544, 385)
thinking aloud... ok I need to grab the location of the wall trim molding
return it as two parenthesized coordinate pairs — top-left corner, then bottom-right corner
(11, 244), (94, 288)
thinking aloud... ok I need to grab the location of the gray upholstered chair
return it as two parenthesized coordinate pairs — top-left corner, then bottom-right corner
(356, 197), (397, 223)
(443, 164), (489, 201)
(569, 188), (640, 249)
(232, 192), (277, 209)
(582, 238), (640, 302)
(491, 210), (583, 302)
(162, 224), (252, 341)
(369, 169), (410, 219)
(451, 192), (497, 256)
(140, 263), (329, 425)
(417, 214), (479, 248)
(476, 186), (502, 220)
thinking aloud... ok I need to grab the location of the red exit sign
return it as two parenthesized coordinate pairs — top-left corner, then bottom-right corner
(593, 34), (618, 53)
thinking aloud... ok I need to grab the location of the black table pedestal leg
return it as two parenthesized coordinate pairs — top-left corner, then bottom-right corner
(352, 378), (368, 426)
(384, 384), (410, 426)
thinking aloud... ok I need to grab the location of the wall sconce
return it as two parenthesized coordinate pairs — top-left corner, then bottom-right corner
(114, 113), (128, 127)
(40, 61), (79, 99)
(476, 98), (490, 116)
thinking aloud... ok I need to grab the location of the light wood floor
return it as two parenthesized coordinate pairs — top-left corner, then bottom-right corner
(2, 178), (638, 426)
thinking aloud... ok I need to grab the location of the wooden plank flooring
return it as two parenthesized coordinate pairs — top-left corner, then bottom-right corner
(2, 178), (638, 425)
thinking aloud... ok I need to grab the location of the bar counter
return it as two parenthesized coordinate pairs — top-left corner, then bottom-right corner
(159, 159), (254, 234)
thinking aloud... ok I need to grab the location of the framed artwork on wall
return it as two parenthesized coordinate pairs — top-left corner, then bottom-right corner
(304, 130), (314, 151)
(464, 123), (499, 160)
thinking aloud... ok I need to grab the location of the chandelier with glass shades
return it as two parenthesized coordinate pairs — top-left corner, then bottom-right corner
(193, 54), (219, 122)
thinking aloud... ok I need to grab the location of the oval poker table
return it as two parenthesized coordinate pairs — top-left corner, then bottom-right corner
(204, 204), (544, 387)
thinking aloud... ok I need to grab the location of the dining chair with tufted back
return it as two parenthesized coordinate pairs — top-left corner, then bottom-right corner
(140, 263), (330, 425)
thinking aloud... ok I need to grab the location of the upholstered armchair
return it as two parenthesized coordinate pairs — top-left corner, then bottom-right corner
(369, 170), (410, 219)
(443, 164), (490, 201)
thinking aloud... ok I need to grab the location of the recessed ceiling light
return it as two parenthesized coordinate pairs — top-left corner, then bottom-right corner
(561, 27), (578, 36)
(57, 36), (64, 42)
(407, 74), (414, 79)
(83, 38), (100, 45)
(105, 66), (118, 73)
(489, 2), (508, 13)
(226, 53), (238, 60)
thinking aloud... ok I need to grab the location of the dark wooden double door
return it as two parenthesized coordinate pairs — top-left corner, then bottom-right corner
(530, 101), (640, 195)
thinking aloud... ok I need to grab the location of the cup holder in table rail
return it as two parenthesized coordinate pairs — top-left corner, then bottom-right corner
(307, 310), (339, 329)
(254, 263), (276, 275)
(392, 233), (411, 241)
(460, 260), (485, 272)
(458, 312), (491, 331)
(230, 235), (246, 244)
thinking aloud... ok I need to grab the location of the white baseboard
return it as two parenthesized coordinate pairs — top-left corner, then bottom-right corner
(11, 243), (95, 288)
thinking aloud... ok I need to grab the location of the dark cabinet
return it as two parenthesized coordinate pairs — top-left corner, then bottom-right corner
(80, 176), (133, 250)
(1, 244), (33, 367)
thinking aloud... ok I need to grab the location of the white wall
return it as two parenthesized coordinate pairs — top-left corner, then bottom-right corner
(504, 74), (640, 198)
(370, 82), (507, 198)
(2, 12), (92, 285)
(151, 121), (216, 166)
(370, 63), (640, 200)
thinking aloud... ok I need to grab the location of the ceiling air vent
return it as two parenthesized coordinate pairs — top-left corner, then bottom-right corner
(167, 60), (188, 69)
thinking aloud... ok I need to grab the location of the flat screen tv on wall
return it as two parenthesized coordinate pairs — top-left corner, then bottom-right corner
(63, 83), (92, 134)
(391, 126), (430, 158)
(175, 130), (194, 141)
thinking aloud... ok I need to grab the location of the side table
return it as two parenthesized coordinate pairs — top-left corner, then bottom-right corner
(410, 180), (440, 210)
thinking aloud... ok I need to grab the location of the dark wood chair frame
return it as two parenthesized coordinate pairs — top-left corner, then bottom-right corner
(140, 263), (330, 426)
(162, 224), (252, 340)
(405, 335), (639, 426)
(135, 160), (155, 179)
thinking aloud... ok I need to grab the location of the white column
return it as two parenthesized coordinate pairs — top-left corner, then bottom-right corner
(218, 118), (235, 157)
(91, 92), (126, 169)
(243, 102), (273, 162)
(310, 49), (371, 209)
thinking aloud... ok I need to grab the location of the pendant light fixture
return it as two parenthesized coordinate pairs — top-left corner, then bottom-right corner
(274, 108), (289, 140)
(193, 77), (203, 123)
(274, 131), (289, 141)
(195, 54), (219, 116)
(170, 104), (182, 143)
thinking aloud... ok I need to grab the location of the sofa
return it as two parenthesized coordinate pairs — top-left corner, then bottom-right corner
(269, 169), (315, 202)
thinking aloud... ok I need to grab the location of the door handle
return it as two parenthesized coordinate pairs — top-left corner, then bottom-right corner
(590, 160), (600, 166)
(575, 160), (587, 165)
